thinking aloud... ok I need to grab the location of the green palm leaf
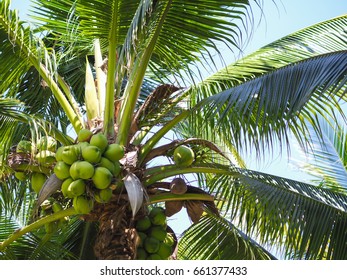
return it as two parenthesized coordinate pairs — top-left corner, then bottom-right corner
(15, 66), (72, 128)
(178, 214), (276, 260)
(31, 0), (254, 76)
(186, 15), (347, 154)
(0, 0), (83, 131)
(0, 214), (86, 260)
(0, 98), (28, 124)
(195, 51), (347, 152)
(144, 150), (347, 259)
(207, 167), (347, 259)
(190, 14), (347, 95)
(0, 98), (30, 172)
(0, 174), (30, 218)
(115, 0), (174, 141)
(293, 116), (347, 193)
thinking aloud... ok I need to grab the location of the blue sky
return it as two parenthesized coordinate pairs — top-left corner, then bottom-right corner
(8, 0), (347, 233)
(245, 0), (346, 53)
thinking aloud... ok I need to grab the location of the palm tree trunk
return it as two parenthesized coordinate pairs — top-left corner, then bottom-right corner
(92, 196), (138, 260)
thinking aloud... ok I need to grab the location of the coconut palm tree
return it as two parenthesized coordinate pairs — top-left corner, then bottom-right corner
(1, 0), (347, 260)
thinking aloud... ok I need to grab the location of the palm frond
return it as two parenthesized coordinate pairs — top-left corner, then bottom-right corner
(144, 154), (347, 259)
(0, 217), (38, 260)
(0, 98), (29, 170)
(30, 0), (258, 80)
(175, 115), (248, 168)
(190, 14), (347, 98)
(0, 23), (86, 129)
(193, 51), (347, 155)
(207, 166), (347, 259)
(0, 98), (28, 124)
(0, 101), (73, 175)
(15, 66), (72, 128)
(0, 173), (32, 219)
(177, 214), (275, 260)
(292, 115), (347, 193)
(115, 0), (176, 142)
(0, 0), (52, 92)
(183, 15), (347, 155)
(0, 179), (39, 260)
(0, 212), (86, 260)
(152, 0), (254, 77)
(1, 0), (84, 130)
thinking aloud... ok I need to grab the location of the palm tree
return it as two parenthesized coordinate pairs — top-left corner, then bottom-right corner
(1, 0), (347, 260)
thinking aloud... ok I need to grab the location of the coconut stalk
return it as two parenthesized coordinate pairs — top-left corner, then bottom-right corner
(144, 164), (239, 186)
(0, 207), (76, 251)
(138, 110), (190, 164)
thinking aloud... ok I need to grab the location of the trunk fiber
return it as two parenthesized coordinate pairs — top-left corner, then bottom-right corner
(91, 196), (138, 260)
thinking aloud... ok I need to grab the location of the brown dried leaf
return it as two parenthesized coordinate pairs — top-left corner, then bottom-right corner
(203, 200), (219, 216)
(165, 200), (184, 217)
(186, 201), (204, 223)
(140, 84), (179, 116)
(114, 98), (122, 120)
(186, 186), (219, 216)
(7, 152), (31, 167)
(132, 84), (180, 132)
(143, 140), (179, 163)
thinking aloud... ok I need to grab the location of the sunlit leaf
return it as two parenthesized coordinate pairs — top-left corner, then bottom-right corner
(178, 214), (276, 260)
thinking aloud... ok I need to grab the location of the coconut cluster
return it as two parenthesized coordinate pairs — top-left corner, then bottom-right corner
(14, 136), (57, 193)
(135, 207), (175, 260)
(53, 129), (124, 214)
(40, 199), (68, 234)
